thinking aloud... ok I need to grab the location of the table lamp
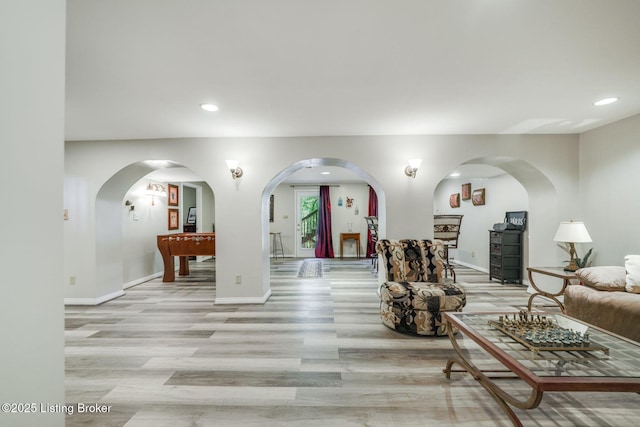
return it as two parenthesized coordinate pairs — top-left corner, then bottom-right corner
(553, 221), (592, 271)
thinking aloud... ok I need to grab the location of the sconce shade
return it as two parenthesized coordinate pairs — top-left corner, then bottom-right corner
(553, 221), (592, 243)
(226, 159), (243, 179)
(408, 158), (422, 170)
(404, 158), (422, 178)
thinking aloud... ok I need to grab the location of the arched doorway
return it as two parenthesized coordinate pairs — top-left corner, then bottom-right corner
(259, 158), (386, 298)
(433, 156), (558, 289)
(93, 160), (214, 303)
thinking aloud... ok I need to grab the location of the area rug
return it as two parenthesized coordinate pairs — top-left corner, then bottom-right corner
(297, 259), (324, 278)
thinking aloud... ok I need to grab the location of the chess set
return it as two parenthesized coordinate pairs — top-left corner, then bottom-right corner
(488, 310), (609, 355)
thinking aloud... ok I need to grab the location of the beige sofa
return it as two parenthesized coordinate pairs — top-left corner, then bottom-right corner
(564, 258), (640, 343)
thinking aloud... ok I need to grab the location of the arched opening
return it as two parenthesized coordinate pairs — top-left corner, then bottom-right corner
(433, 156), (558, 288)
(94, 160), (215, 303)
(260, 158), (386, 297)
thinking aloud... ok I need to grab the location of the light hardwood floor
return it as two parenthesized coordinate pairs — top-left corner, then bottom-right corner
(65, 259), (639, 426)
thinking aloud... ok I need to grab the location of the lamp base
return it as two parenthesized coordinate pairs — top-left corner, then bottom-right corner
(564, 243), (579, 272)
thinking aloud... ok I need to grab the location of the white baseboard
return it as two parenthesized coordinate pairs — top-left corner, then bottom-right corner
(123, 272), (163, 289)
(65, 289), (125, 306)
(215, 289), (272, 305)
(452, 260), (488, 273)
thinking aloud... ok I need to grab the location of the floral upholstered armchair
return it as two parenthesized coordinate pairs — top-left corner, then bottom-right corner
(376, 239), (466, 336)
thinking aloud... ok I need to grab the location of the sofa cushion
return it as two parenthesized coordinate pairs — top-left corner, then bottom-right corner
(575, 266), (627, 291)
(625, 255), (640, 294)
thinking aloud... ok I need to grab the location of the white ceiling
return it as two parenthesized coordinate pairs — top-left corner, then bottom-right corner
(66, 0), (640, 142)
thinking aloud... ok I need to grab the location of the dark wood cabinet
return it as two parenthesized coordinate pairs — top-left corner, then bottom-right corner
(489, 230), (523, 284)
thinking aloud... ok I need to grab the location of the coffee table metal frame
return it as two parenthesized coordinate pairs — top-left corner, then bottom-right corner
(443, 311), (640, 426)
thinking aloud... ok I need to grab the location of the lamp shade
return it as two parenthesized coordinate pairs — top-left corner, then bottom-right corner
(553, 221), (592, 243)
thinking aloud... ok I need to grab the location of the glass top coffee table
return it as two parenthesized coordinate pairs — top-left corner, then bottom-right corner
(443, 311), (640, 427)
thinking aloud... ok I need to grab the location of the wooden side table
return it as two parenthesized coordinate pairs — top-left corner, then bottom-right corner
(340, 232), (360, 259)
(527, 267), (577, 313)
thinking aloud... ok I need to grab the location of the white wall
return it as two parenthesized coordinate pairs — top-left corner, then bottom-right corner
(64, 134), (582, 305)
(0, 2), (65, 426)
(580, 114), (640, 265)
(270, 185), (296, 255)
(329, 183), (371, 257)
(434, 174), (529, 271)
(122, 178), (171, 287)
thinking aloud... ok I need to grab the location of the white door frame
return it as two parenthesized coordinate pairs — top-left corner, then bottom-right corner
(295, 189), (319, 258)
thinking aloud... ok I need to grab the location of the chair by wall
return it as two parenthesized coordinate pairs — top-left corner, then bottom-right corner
(434, 214), (463, 281)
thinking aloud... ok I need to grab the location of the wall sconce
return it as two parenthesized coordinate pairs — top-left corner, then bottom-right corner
(226, 160), (243, 179)
(124, 200), (135, 212)
(404, 158), (422, 178)
(145, 183), (167, 206)
(553, 220), (593, 271)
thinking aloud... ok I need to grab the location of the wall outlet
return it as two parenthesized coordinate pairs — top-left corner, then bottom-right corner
(69, 276), (76, 285)
(235, 274), (242, 284)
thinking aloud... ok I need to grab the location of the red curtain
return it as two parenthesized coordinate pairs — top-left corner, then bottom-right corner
(314, 186), (335, 258)
(367, 186), (378, 257)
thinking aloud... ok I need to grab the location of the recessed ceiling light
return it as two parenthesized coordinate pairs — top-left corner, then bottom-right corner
(321, 171), (330, 175)
(593, 97), (619, 106)
(200, 103), (219, 112)
(450, 172), (460, 177)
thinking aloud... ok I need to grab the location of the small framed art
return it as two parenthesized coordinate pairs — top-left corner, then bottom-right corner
(472, 188), (486, 206)
(449, 193), (461, 208)
(168, 183), (179, 206)
(269, 194), (275, 223)
(168, 208), (179, 230)
(461, 183), (471, 200)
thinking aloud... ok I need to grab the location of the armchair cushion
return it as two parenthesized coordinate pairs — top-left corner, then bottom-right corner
(376, 239), (444, 283)
(379, 281), (466, 336)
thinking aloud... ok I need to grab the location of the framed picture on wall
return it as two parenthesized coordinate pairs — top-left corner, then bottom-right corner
(449, 193), (460, 208)
(269, 194), (274, 223)
(168, 183), (179, 206)
(168, 208), (179, 230)
(461, 183), (471, 200)
(472, 188), (486, 206)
